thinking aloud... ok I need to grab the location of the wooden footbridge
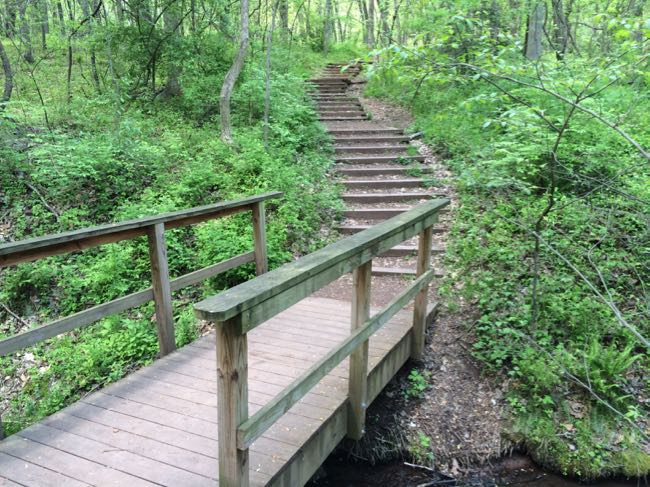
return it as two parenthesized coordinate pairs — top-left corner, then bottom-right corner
(0, 65), (449, 487)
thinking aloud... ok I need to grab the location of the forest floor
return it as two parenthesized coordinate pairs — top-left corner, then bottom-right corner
(313, 69), (507, 479)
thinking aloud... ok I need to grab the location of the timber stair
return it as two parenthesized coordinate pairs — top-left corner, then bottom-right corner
(335, 155), (425, 164)
(342, 179), (430, 190)
(308, 60), (449, 280)
(336, 167), (434, 176)
(337, 224), (445, 235)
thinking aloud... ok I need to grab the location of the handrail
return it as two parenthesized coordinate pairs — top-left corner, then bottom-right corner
(0, 192), (281, 357)
(193, 197), (450, 487)
(194, 198), (450, 331)
(236, 268), (435, 450)
(0, 192), (280, 267)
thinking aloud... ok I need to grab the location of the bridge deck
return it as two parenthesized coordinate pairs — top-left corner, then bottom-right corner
(0, 297), (413, 487)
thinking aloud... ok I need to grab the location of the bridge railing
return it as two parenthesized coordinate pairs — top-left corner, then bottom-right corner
(0, 192), (281, 358)
(194, 197), (450, 486)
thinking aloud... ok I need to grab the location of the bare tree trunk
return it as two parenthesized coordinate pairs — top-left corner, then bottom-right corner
(323, 0), (332, 52)
(377, 0), (389, 45)
(524, 1), (545, 60)
(18, 0), (34, 63)
(162, 0), (182, 97)
(358, 0), (368, 44)
(264, 0), (279, 147)
(551, 0), (569, 59)
(366, 0), (375, 46)
(4, 0), (18, 37)
(39, 0), (48, 49)
(278, 0), (287, 41)
(220, 0), (249, 143)
(0, 39), (13, 107)
(56, 1), (66, 34)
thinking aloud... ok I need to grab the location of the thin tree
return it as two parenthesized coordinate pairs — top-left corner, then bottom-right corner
(0, 39), (13, 107)
(220, 0), (249, 142)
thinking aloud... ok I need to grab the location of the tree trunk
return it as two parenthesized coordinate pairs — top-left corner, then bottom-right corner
(220, 0), (249, 143)
(323, 0), (332, 52)
(278, 0), (287, 41)
(366, 0), (375, 46)
(0, 39), (13, 107)
(377, 0), (389, 45)
(4, 0), (17, 37)
(551, 0), (569, 60)
(39, 0), (48, 49)
(524, 1), (545, 60)
(18, 0), (34, 63)
(264, 0), (279, 147)
(162, 0), (182, 97)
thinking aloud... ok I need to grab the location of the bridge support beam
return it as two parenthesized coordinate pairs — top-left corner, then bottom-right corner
(216, 317), (249, 487)
(412, 226), (433, 361)
(147, 223), (176, 356)
(348, 260), (372, 440)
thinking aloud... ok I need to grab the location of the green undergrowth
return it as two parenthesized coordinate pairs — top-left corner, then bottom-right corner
(0, 42), (343, 435)
(366, 55), (649, 478)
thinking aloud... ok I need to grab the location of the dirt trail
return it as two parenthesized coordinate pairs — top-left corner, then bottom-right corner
(308, 63), (506, 477)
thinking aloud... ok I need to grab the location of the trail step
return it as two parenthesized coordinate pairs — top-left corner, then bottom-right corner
(342, 192), (444, 203)
(335, 145), (409, 153)
(371, 266), (445, 277)
(343, 179), (430, 190)
(328, 128), (403, 135)
(336, 167), (434, 176)
(333, 136), (410, 143)
(338, 224), (445, 235)
(382, 245), (445, 257)
(335, 155), (425, 164)
(342, 208), (410, 219)
(320, 116), (368, 121)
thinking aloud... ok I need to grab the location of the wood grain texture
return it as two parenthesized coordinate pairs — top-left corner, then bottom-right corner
(412, 226), (433, 361)
(0, 252), (253, 357)
(0, 192), (281, 267)
(252, 201), (268, 275)
(194, 198), (450, 327)
(147, 223), (176, 356)
(0, 298), (414, 487)
(348, 261), (371, 440)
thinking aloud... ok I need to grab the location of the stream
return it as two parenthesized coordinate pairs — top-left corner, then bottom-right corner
(307, 454), (647, 487)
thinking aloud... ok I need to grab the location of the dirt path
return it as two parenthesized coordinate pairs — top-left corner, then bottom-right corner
(308, 63), (506, 478)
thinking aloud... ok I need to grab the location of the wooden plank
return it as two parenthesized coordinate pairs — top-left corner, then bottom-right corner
(412, 226), (433, 361)
(215, 317), (250, 487)
(236, 271), (434, 450)
(348, 261), (371, 440)
(252, 201), (268, 275)
(0, 251), (254, 357)
(0, 192), (281, 267)
(194, 198), (450, 329)
(0, 451), (89, 487)
(147, 223), (176, 356)
(17, 423), (215, 487)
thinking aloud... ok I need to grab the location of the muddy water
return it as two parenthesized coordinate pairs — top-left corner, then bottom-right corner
(307, 455), (647, 487)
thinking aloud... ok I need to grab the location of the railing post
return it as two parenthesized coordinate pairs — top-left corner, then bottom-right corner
(146, 223), (176, 356)
(251, 201), (268, 275)
(216, 317), (249, 487)
(412, 226), (433, 361)
(348, 260), (372, 440)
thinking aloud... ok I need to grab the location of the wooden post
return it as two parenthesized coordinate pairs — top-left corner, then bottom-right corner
(412, 226), (433, 360)
(216, 317), (249, 487)
(348, 260), (371, 440)
(146, 223), (176, 356)
(251, 201), (268, 275)
(0, 416), (4, 440)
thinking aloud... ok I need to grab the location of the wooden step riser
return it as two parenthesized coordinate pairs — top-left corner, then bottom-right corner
(337, 167), (434, 176)
(320, 117), (368, 121)
(343, 180), (428, 190)
(335, 156), (425, 164)
(342, 193), (445, 203)
(342, 208), (448, 218)
(335, 146), (409, 153)
(334, 137), (410, 144)
(338, 226), (445, 235)
(328, 129), (403, 135)
(320, 110), (365, 114)
(371, 267), (444, 278)
(381, 246), (445, 257)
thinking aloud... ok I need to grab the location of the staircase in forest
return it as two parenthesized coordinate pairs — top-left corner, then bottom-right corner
(308, 63), (447, 278)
